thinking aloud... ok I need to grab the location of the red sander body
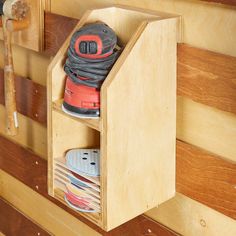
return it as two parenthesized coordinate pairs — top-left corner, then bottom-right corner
(63, 23), (120, 118)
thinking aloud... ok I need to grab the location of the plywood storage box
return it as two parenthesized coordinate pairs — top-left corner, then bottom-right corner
(47, 6), (179, 231)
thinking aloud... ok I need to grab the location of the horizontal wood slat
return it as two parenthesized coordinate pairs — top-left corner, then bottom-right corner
(177, 44), (236, 115)
(176, 140), (236, 219)
(0, 134), (178, 236)
(0, 198), (50, 236)
(44, 12), (78, 56)
(0, 71), (47, 125)
(1, 134), (235, 222)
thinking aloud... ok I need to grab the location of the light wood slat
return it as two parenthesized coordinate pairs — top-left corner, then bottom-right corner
(177, 97), (236, 162)
(146, 193), (236, 236)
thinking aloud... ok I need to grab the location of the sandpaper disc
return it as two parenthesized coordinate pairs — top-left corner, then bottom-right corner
(64, 193), (96, 213)
(66, 149), (100, 177)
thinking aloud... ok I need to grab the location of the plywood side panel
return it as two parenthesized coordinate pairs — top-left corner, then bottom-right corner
(51, 0), (236, 57)
(146, 193), (236, 236)
(177, 97), (236, 162)
(104, 18), (177, 230)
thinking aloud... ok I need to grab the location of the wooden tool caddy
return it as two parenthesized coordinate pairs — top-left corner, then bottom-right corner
(47, 6), (179, 231)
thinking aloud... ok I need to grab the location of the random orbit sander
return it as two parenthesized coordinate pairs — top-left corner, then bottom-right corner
(63, 22), (121, 119)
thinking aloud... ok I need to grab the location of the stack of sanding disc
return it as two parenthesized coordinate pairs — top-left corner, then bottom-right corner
(64, 148), (101, 213)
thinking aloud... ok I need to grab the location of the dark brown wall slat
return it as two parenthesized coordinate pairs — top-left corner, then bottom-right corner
(44, 12), (78, 56)
(0, 198), (50, 236)
(176, 140), (236, 220)
(0, 71), (47, 125)
(177, 44), (236, 115)
(0, 134), (178, 236)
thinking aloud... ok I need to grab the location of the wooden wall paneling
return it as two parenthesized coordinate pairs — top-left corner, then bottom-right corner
(0, 199), (51, 236)
(0, 71), (47, 125)
(146, 193), (236, 236)
(0, 42), (50, 86)
(44, 13), (78, 56)
(0, 170), (102, 236)
(176, 140), (236, 220)
(0, 105), (47, 158)
(177, 44), (236, 115)
(1, 132), (236, 222)
(177, 96), (236, 162)
(51, 0), (236, 56)
(0, 0), (47, 51)
(0, 170), (179, 236)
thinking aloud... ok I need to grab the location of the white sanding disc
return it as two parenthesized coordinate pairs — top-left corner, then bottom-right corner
(66, 149), (100, 177)
(62, 104), (99, 119)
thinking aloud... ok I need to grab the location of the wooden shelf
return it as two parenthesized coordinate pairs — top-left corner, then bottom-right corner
(53, 99), (100, 131)
(48, 6), (179, 231)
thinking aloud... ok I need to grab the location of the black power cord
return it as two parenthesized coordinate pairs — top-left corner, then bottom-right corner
(64, 23), (121, 89)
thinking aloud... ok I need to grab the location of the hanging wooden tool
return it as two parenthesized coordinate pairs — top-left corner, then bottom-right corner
(0, 0), (29, 135)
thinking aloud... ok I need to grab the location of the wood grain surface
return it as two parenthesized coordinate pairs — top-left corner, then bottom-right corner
(201, 0), (236, 6)
(176, 140), (236, 220)
(0, 134), (179, 235)
(0, 71), (47, 125)
(1, 133), (236, 222)
(177, 44), (236, 115)
(0, 198), (50, 236)
(44, 12), (78, 56)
